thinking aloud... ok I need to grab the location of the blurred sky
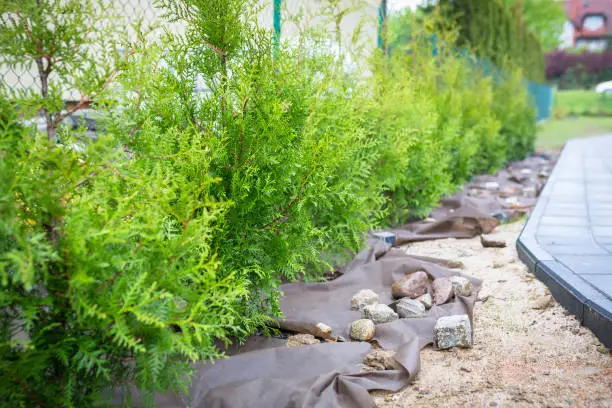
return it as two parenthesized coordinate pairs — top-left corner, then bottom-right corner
(388, 0), (424, 12)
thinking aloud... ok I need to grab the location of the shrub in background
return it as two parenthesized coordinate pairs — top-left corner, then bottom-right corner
(432, 0), (545, 82)
(553, 89), (612, 117)
(493, 71), (537, 161)
(546, 49), (612, 90)
(366, 42), (454, 222)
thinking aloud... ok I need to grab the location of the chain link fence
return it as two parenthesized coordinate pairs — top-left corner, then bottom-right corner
(0, 0), (173, 99)
(0, 1), (375, 100)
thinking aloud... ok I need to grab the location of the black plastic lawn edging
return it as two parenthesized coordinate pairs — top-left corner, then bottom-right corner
(516, 137), (612, 349)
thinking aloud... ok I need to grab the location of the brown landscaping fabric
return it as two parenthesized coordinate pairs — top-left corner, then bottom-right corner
(118, 154), (553, 407)
(390, 154), (554, 245)
(143, 247), (481, 408)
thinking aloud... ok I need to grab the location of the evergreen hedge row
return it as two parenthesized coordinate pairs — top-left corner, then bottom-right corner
(0, 0), (537, 405)
(435, 0), (546, 82)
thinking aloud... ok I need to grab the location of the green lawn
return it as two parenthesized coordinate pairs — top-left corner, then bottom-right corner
(555, 89), (612, 116)
(536, 116), (612, 151)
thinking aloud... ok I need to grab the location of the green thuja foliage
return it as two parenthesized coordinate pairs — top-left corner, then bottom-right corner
(493, 71), (537, 161)
(0, 91), (251, 406)
(366, 47), (452, 222)
(118, 0), (386, 319)
(0, 0), (540, 404)
(433, 0), (545, 82)
(0, 1), (252, 406)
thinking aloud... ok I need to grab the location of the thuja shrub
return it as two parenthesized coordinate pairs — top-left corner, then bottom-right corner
(118, 0), (387, 317)
(365, 49), (453, 222)
(492, 71), (537, 162)
(0, 93), (251, 406)
(0, 0), (252, 406)
(367, 31), (509, 222)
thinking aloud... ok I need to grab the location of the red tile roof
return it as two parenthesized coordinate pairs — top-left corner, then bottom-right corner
(565, 0), (612, 38)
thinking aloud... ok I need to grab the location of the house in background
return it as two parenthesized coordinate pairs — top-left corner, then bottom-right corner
(561, 0), (612, 50)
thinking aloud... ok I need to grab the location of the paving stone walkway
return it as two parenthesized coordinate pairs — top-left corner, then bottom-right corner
(517, 134), (612, 348)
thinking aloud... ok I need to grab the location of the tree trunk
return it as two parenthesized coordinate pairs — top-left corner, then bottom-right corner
(36, 56), (56, 142)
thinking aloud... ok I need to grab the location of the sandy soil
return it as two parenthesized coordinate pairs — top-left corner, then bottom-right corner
(373, 220), (612, 408)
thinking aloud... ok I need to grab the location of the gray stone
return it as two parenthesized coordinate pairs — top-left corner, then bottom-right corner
(351, 289), (379, 311)
(505, 196), (519, 206)
(450, 276), (473, 297)
(432, 277), (454, 305)
(480, 234), (507, 248)
(396, 298), (426, 318)
(391, 271), (429, 299)
(372, 231), (396, 245)
(522, 186), (537, 197)
(350, 319), (376, 341)
(416, 292), (433, 310)
(363, 304), (398, 324)
(434, 314), (472, 349)
(491, 212), (510, 224)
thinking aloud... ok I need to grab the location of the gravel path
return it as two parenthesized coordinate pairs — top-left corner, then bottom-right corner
(374, 220), (612, 408)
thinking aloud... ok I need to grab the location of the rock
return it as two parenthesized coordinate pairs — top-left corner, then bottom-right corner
(490, 212), (509, 224)
(532, 295), (554, 310)
(505, 196), (519, 205)
(416, 293), (433, 310)
(350, 289), (379, 311)
(480, 234), (507, 248)
(396, 298), (426, 318)
(350, 319), (376, 341)
(484, 181), (499, 190)
(372, 231), (396, 245)
(446, 260), (465, 269)
(362, 348), (402, 371)
(450, 276), (473, 297)
(522, 186), (537, 197)
(434, 315), (472, 349)
(391, 271), (429, 299)
(316, 322), (332, 336)
(538, 170), (550, 178)
(423, 217), (436, 223)
(478, 217), (500, 234)
(286, 333), (320, 347)
(432, 277), (454, 305)
(363, 304), (398, 324)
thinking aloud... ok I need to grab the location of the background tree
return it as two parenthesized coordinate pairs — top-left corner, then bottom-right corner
(503, 0), (566, 51)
